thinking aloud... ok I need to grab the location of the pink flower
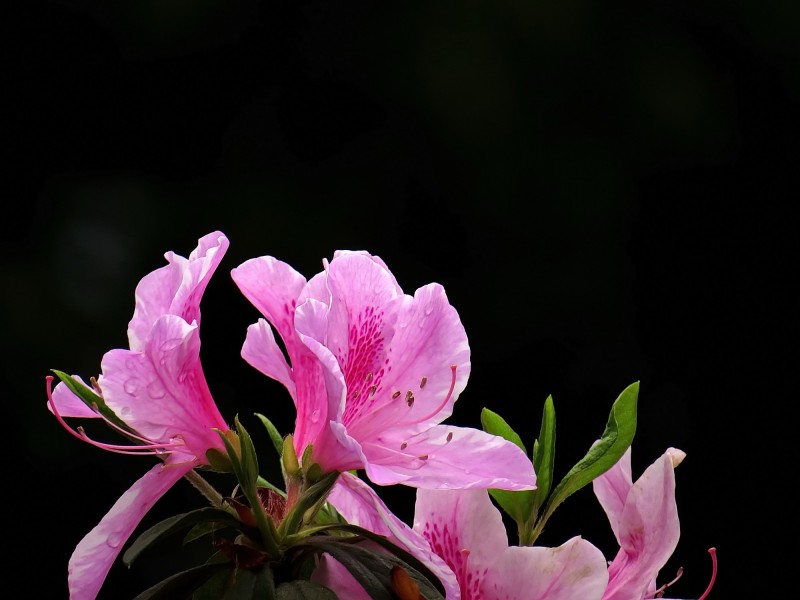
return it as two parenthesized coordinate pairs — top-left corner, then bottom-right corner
(317, 474), (609, 600)
(47, 231), (231, 600)
(232, 250), (536, 490)
(593, 447), (685, 600)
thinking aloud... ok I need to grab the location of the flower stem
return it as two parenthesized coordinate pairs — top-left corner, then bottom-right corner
(184, 469), (225, 508)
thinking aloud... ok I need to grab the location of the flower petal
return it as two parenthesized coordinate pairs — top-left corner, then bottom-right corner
(602, 449), (683, 600)
(362, 425), (537, 490)
(231, 255), (307, 357)
(49, 375), (99, 418)
(240, 319), (296, 397)
(68, 460), (190, 600)
(98, 315), (227, 457)
(328, 472), (461, 600)
(128, 231), (228, 352)
(592, 446), (633, 543)
(482, 537), (608, 600)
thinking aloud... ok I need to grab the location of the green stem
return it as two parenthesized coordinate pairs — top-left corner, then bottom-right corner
(184, 470), (225, 508)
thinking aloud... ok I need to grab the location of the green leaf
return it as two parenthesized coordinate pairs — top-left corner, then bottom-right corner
(481, 407), (533, 522)
(298, 526), (445, 599)
(218, 567), (276, 600)
(124, 508), (241, 567)
(50, 369), (129, 431)
(132, 563), (229, 600)
(530, 394), (556, 515)
(256, 413), (285, 456)
(303, 539), (444, 600)
(276, 580), (338, 600)
(236, 415), (260, 493)
(480, 407), (526, 453)
(537, 381), (638, 535)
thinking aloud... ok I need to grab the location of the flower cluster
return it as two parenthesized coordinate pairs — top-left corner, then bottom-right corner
(47, 232), (716, 600)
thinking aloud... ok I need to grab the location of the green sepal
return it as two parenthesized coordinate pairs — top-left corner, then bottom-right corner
(50, 369), (129, 431)
(256, 413), (285, 456)
(206, 448), (234, 473)
(534, 381), (638, 539)
(236, 415), (261, 493)
(278, 472), (340, 538)
(481, 407), (533, 522)
(132, 563), (230, 600)
(301, 537), (445, 600)
(276, 580), (338, 600)
(123, 507), (240, 567)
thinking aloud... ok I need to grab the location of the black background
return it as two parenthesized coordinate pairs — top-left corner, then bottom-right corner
(5, 1), (797, 597)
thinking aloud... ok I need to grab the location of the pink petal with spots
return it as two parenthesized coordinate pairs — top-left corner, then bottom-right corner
(362, 425), (537, 490)
(128, 231), (228, 352)
(49, 375), (99, 418)
(482, 538), (608, 600)
(414, 488), (508, 599)
(327, 472), (461, 600)
(98, 315), (228, 459)
(68, 458), (191, 600)
(597, 448), (683, 600)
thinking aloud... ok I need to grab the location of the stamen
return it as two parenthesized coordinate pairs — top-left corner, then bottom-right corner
(406, 391), (415, 407)
(419, 376), (427, 389)
(365, 372), (373, 382)
(400, 442), (408, 450)
(396, 365), (458, 427)
(392, 391), (401, 399)
(352, 390), (360, 399)
(368, 385), (377, 397)
(698, 548), (717, 600)
(418, 454), (428, 460)
(652, 567), (683, 597)
(446, 432), (453, 443)
(46, 376), (181, 457)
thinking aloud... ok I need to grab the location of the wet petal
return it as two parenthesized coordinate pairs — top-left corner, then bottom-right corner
(68, 459), (190, 600)
(98, 315), (227, 457)
(363, 425), (536, 490)
(483, 538), (608, 600)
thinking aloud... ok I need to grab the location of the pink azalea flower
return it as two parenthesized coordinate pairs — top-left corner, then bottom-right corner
(316, 474), (609, 600)
(231, 250), (536, 490)
(593, 447), (686, 600)
(47, 231), (231, 600)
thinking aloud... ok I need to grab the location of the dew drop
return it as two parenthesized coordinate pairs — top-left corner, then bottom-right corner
(147, 381), (166, 399)
(120, 406), (132, 418)
(310, 409), (321, 423)
(123, 379), (139, 395)
(424, 304), (434, 316)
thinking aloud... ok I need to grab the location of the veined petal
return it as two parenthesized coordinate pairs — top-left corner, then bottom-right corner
(328, 472), (461, 600)
(49, 375), (99, 418)
(128, 231), (228, 352)
(593, 447), (633, 543)
(240, 319), (296, 397)
(231, 255), (307, 357)
(482, 538), (608, 600)
(98, 315), (227, 458)
(68, 459), (191, 600)
(602, 449), (683, 600)
(362, 425), (537, 490)
(414, 489), (508, 599)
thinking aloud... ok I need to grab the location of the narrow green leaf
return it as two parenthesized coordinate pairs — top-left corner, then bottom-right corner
(276, 580), (338, 600)
(530, 395), (556, 515)
(132, 563), (229, 600)
(51, 369), (129, 431)
(236, 416), (260, 493)
(217, 567), (276, 600)
(480, 407), (527, 453)
(481, 407), (533, 522)
(255, 413), (285, 456)
(123, 508), (241, 567)
(538, 381), (638, 532)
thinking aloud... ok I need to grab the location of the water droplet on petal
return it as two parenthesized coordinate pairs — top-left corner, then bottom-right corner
(424, 304), (434, 316)
(147, 381), (166, 399)
(310, 409), (320, 423)
(123, 379), (139, 395)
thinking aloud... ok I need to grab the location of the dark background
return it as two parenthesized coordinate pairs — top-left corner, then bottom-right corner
(5, 0), (797, 597)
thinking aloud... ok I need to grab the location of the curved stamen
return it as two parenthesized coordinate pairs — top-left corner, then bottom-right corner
(698, 547), (717, 600)
(396, 365), (457, 428)
(46, 375), (182, 456)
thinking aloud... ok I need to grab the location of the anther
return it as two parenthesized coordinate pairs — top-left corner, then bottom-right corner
(406, 391), (415, 407)
(418, 454), (428, 460)
(392, 391), (401, 399)
(400, 442), (408, 450)
(446, 432), (453, 442)
(368, 385), (377, 397)
(352, 390), (360, 399)
(366, 372), (373, 382)
(419, 376), (427, 389)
